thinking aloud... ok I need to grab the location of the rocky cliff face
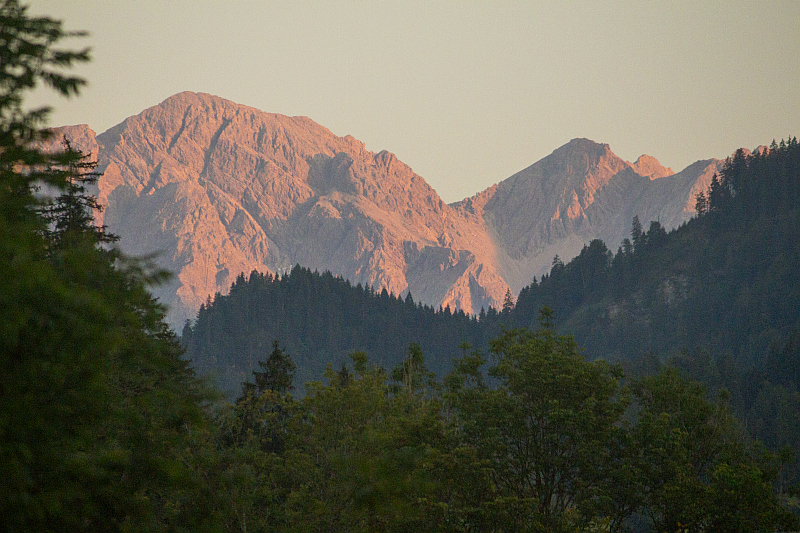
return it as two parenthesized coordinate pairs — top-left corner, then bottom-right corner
(631, 154), (674, 180)
(68, 92), (507, 325)
(454, 139), (723, 293)
(58, 93), (722, 327)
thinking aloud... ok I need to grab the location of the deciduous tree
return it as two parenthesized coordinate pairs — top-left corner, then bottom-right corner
(446, 313), (628, 531)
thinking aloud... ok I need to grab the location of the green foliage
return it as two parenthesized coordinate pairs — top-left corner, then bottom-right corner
(290, 356), (442, 532)
(215, 348), (446, 532)
(184, 265), (503, 396)
(445, 320), (628, 531)
(512, 140), (800, 484)
(629, 367), (796, 532)
(0, 3), (215, 530)
(194, 330), (798, 533)
(39, 137), (117, 249)
(208, 389), (297, 531)
(390, 342), (437, 394)
(243, 340), (296, 397)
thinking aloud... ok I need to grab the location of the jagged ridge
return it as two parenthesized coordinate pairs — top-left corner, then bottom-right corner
(58, 93), (721, 326)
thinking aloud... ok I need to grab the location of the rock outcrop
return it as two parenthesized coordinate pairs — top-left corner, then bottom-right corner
(631, 154), (674, 180)
(69, 92), (507, 325)
(454, 139), (723, 293)
(56, 93), (723, 327)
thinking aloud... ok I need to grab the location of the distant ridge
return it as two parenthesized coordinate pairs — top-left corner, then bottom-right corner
(456, 138), (722, 292)
(58, 92), (722, 326)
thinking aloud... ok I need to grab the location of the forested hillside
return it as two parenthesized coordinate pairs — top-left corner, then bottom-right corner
(514, 141), (800, 365)
(184, 266), (509, 394)
(512, 139), (800, 464)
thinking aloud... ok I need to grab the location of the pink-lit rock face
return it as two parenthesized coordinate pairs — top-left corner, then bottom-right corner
(631, 154), (674, 180)
(64, 92), (506, 325)
(454, 139), (721, 293)
(57, 93), (723, 327)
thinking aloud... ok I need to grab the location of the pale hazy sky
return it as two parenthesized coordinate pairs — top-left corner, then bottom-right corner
(27, 1), (800, 203)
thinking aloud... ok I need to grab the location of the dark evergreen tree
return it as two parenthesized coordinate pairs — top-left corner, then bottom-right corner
(390, 342), (435, 393)
(695, 190), (708, 216)
(631, 215), (644, 250)
(39, 137), (117, 249)
(0, 5), (216, 530)
(707, 172), (730, 214)
(645, 220), (667, 248)
(501, 287), (514, 315)
(551, 254), (564, 273)
(245, 340), (296, 396)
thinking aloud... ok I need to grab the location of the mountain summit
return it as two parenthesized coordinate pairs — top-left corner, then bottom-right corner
(631, 154), (674, 180)
(457, 138), (721, 292)
(60, 93), (720, 326)
(72, 92), (507, 324)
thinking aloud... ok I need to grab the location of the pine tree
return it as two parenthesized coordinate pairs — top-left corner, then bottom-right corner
(646, 220), (667, 248)
(501, 288), (515, 315)
(38, 137), (119, 257)
(631, 215), (644, 250)
(695, 190), (708, 216)
(707, 173), (729, 213)
(0, 4), (213, 529)
(245, 340), (296, 396)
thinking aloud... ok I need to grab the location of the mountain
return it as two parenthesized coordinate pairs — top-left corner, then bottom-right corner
(58, 92), (721, 326)
(507, 139), (800, 470)
(631, 154), (674, 180)
(61, 92), (508, 325)
(457, 138), (722, 292)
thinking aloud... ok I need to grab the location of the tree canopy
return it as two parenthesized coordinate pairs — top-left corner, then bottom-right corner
(1, 3), (213, 530)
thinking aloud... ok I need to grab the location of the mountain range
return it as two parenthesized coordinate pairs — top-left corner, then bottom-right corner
(57, 91), (724, 326)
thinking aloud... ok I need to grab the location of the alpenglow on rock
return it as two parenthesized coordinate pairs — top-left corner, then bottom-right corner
(65, 92), (508, 325)
(454, 138), (722, 292)
(59, 92), (722, 327)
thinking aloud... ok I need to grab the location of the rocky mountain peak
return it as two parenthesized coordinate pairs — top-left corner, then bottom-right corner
(72, 92), (508, 325)
(451, 137), (718, 294)
(547, 138), (630, 196)
(51, 124), (99, 159)
(631, 154), (674, 180)
(54, 94), (720, 327)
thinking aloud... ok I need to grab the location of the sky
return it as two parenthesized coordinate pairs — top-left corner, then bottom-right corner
(27, 1), (800, 203)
